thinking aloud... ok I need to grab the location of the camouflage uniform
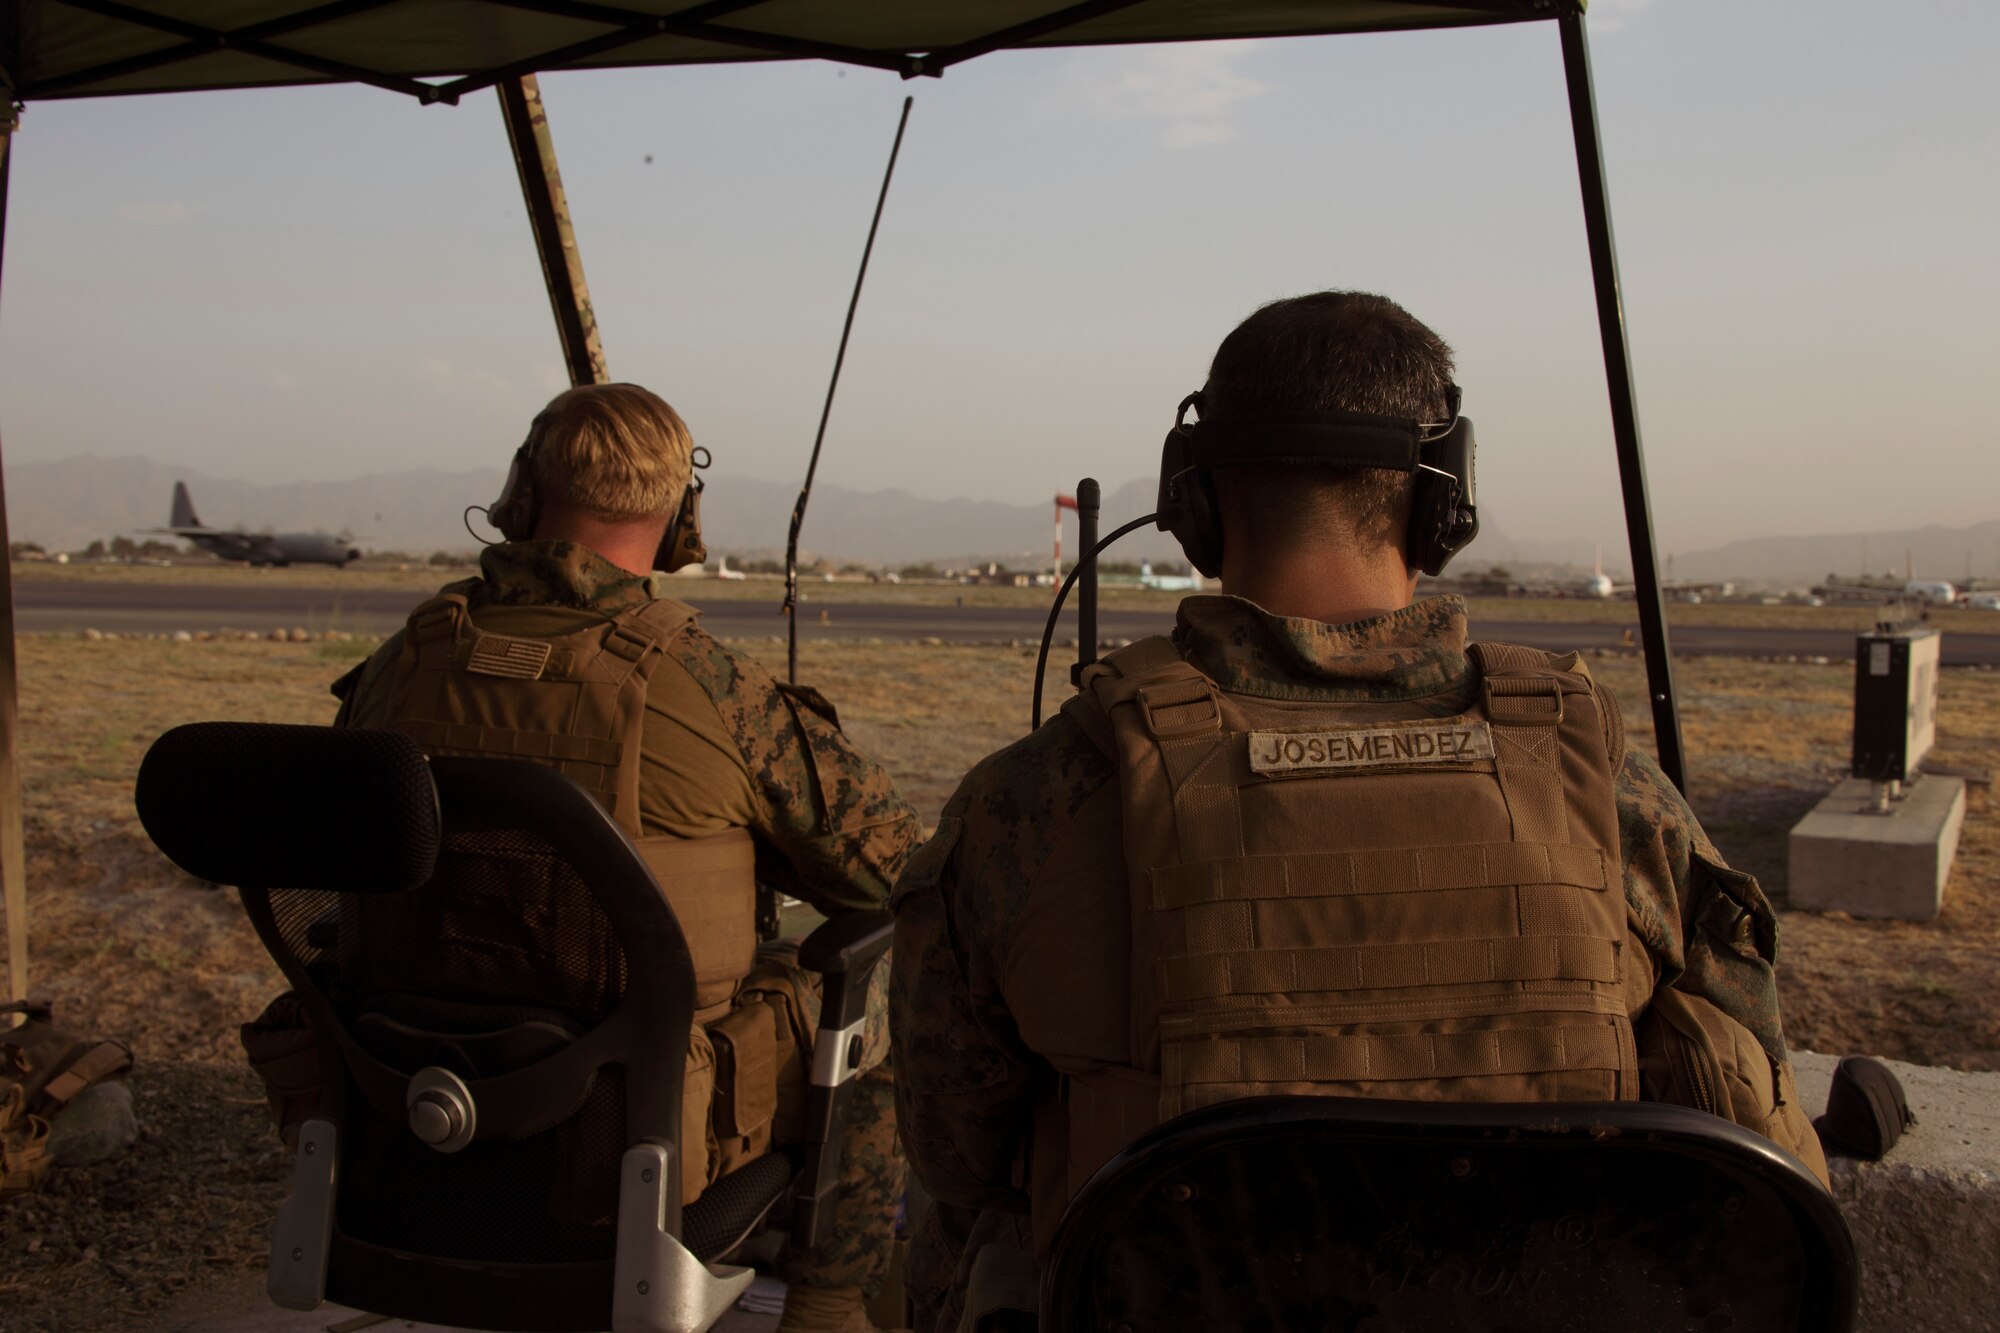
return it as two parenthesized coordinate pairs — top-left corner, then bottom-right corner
(889, 595), (1814, 1332)
(339, 540), (920, 1292)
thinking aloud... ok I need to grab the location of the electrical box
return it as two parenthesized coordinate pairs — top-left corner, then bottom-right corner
(1851, 628), (1941, 783)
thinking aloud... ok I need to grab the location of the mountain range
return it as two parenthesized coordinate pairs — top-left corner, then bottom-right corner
(6, 455), (1995, 586)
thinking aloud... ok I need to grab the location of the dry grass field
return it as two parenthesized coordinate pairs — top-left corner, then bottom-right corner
(1, 631), (1994, 1328)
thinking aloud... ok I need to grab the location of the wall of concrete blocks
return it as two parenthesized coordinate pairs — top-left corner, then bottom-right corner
(1792, 1052), (2000, 1331)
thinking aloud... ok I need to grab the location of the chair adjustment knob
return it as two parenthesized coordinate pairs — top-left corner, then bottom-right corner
(409, 1098), (456, 1144)
(405, 1067), (477, 1153)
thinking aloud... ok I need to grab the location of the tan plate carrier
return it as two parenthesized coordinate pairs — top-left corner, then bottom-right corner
(1045, 636), (1637, 1243)
(362, 591), (757, 1015)
(346, 591), (779, 1201)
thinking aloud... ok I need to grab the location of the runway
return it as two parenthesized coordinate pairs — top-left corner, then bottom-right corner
(14, 580), (2000, 666)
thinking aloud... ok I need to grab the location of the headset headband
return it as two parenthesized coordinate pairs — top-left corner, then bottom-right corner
(1172, 385), (1462, 474)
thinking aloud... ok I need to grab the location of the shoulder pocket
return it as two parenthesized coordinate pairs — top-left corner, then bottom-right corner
(775, 684), (914, 837)
(1683, 850), (1787, 1066)
(891, 816), (962, 911)
(775, 680), (841, 730)
(1637, 985), (1825, 1181)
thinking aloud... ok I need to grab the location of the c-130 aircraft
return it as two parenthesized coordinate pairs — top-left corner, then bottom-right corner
(149, 481), (362, 568)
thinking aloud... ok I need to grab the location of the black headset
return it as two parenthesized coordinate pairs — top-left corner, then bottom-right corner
(487, 438), (710, 573)
(1155, 385), (1479, 578)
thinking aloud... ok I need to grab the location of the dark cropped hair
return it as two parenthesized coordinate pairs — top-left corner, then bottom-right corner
(1204, 291), (1455, 554)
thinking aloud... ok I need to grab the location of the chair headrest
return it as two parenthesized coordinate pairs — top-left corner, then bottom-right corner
(137, 723), (440, 892)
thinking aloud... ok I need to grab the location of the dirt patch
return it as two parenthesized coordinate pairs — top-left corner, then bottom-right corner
(1, 635), (1996, 1327)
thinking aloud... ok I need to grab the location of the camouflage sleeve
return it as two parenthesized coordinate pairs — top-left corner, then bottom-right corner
(889, 809), (1036, 1215)
(890, 716), (1118, 1217)
(668, 627), (921, 914)
(1617, 749), (1792, 1064)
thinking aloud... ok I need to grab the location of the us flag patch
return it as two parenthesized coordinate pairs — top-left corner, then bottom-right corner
(466, 634), (553, 680)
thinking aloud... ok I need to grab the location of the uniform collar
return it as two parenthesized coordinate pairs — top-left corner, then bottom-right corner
(474, 540), (657, 616)
(1174, 594), (1473, 701)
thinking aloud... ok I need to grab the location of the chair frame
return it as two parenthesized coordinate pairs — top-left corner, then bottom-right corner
(146, 732), (890, 1333)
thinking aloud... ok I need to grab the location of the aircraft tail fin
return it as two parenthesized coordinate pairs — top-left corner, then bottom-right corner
(171, 481), (201, 529)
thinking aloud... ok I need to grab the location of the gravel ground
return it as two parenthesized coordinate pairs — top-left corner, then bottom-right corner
(2, 1063), (288, 1331)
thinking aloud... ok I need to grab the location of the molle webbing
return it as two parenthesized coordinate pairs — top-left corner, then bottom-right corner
(1085, 634), (1636, 1131)
(1161, 935), (1623, 1003)
(370, 591), (756, 1004)
(637, 827), (758, 1011)
(1164, 1018), (1632, 1087)
(1151, 842), (1609, 909)
(386, 592), (697, 835)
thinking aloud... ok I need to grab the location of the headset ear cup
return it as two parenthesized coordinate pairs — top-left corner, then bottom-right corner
(655, 481), (707, 573)
(1157, 428), (1223, 579)
(1409, 418), (1478, 577)
(489, 446), (540, 543)
(1407, 471), (1481, 577)
(1407, 469), (1446, 577)
(1183, 470), (1223, 578)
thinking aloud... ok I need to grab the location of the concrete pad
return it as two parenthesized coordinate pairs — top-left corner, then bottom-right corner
(1789, 776), (1965, 919)
(1793, 1051), (2000, 1332)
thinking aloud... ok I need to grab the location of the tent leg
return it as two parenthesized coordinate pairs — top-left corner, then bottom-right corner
(498, 74), (607, 388)
(1558, 10), (1688, 794)
(0, 116), (30, 1007)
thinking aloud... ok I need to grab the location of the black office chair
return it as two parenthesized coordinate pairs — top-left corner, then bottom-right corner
(135, 722), (890, 1333)
(1042, 1097), (1858, 1333)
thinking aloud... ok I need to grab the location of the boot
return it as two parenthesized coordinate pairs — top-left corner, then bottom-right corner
(774, 1283), (907, 1333)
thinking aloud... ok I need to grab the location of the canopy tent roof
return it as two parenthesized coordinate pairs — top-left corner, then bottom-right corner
(5, 0), (1560, 103)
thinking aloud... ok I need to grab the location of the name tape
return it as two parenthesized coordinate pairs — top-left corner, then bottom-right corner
(1250, 719), (1495, 774)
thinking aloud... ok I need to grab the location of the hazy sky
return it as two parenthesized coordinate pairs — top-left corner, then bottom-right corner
(0, 0), (1993, 559)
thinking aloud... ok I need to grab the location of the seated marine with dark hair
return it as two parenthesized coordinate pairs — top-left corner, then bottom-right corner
(887, 291), (1828, 1333)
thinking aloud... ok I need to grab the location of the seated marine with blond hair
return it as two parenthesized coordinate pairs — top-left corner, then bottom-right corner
(286, 382), (920, 1333)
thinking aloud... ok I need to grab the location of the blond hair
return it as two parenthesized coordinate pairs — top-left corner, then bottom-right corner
(525, 383), (693, 522)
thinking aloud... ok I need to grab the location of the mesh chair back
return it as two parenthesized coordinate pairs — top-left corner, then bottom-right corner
(1042, 1096), (1856, 1333)
(299, 823), (633, 1266)
(139, 726), (700, 1331)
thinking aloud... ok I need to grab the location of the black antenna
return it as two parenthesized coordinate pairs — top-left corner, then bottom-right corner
(1032, 512), (1158, 729)
(784, 95), (914, 683)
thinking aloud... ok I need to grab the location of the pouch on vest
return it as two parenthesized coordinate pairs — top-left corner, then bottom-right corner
(736, 940), (892, 1151)
(1637, 985), (1829, 1186)
(707, 998), (778, 1181)
(680, 1022), (717, 1207)
(740, 944), (820, 1146)
(241, 991), (326, 1152)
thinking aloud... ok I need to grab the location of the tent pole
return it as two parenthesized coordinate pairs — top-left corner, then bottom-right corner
(498, 74), (607, 387)
(1557, 10), (1687, 794)
(0, 110), (31, 1008)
